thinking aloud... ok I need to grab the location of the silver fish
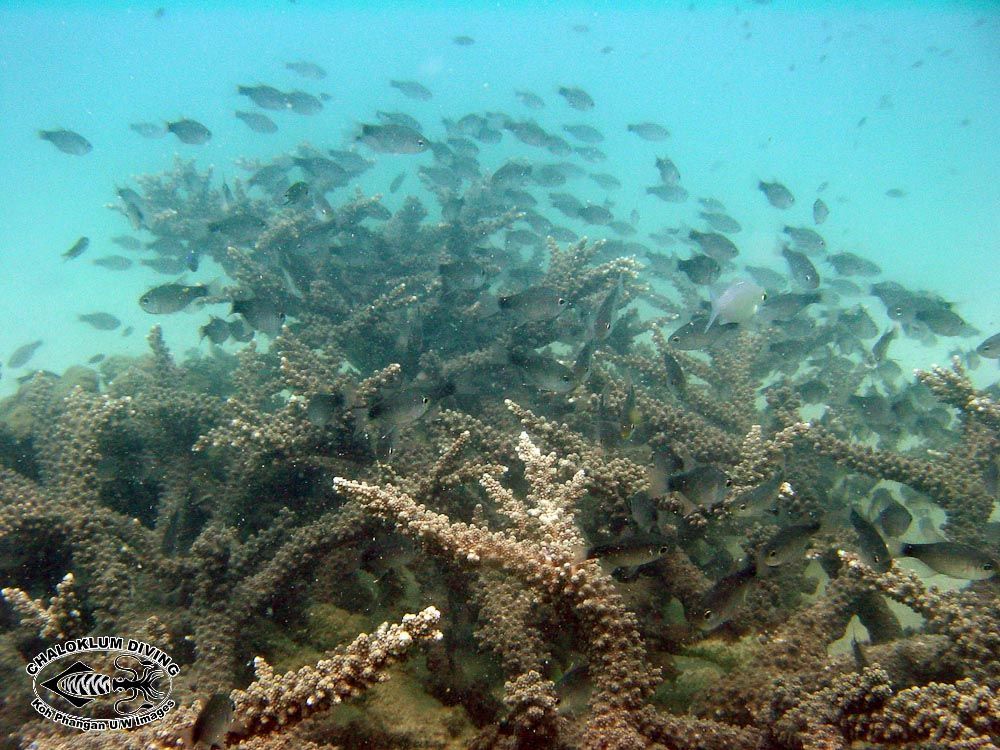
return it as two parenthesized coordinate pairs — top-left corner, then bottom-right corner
(976, 332), (1000, 359)
(497, 286), (568, 323)
(900, 542), (996, 580)
(139, 283), (209, 314)
(588, 540), (668, 571)
(706, 280), (766, 331)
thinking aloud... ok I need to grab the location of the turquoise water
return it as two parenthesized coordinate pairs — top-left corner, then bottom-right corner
(1, 1), (997, 389)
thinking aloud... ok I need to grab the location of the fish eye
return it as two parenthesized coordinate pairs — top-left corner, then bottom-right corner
(724, 478), (733, 486)
(658, 545), (669, 554)
(984, 562), (994, 571)
(738, 503), (748, 511)
(421, 396), (430, 404)
(558, 297), (567, 306)
(873, 554), (882, 563)
(761, 292), (767, 301)
(702, 609), (713, 621)
(561, 375), (571, 382)
(768, 550), (778, 560)
(670, 335), (680, 343)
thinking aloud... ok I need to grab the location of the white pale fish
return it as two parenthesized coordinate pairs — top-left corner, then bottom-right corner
(705, 280), (766, 331)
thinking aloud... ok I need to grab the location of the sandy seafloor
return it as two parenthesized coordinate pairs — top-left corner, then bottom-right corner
(0, 0), (997, 396)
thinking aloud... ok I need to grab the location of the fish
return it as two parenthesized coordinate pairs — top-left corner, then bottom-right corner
(627, 122), (670, 141)
(453, 35), (475, 45)
(231, 299), (286, 336)
(390, 79), (432, 100)
(696, 562), (757, 631)
(577, 204), (613, 225)
(228, 318), (255, 343)
(8, 340), (43, 368)
(667, 315), (737, 350)
(38, 128), (92, 155)
(885, 188), (907, 198)
(199, 316), (231, 345)
(235, 111), (278, 134)
(139, 283), (210, 314)
(497, 286), (568, 323)
(676, 254), (721, 286)
(285, 60), (327, 79)
(282, 181), (311, 206)
(630, 492), (658, 534)
(781, 246), (820, 289)
(129, 121), (167, 139)
(731, 475), (783, 518)
(976, 332), (1000, 358)
(758, 180), (795, 209)
(812, 198), (829, 224)
(759, 291), (821, 322)
(782, 226), (827, 254)
(166, 118), (212, 144)
(92, 255), (133, 271)
(661, 349), (687, 392)
(141, 256), (188, 275)
(562, 124), (604, 143)
(876, 498), (912, 538)
(237, 84), (290, 110)
(589, 172), (621, 190)
(744, 265), (787, 290)
(871, 326), (898, 363)
(305, 393), (344, 428)
(899, 542), (997, 580)
(388, 172), (406, 193)
(757, 521), (820, 568)
(190, 693), (234, 750)
(706, 280), (766, 331)
(591, 276), (623, 340)
(508, 348), (575, 393)
(849, 508), (892, 572)
(915, 305), (973, 337)
(440, 260), (487, 293)
(111, 235), (142, 251)
(78, 312), (121, 331)
(689, 230), (738, 261)
(826, 253), (881, 277)
(587, 540), (669, 572)
(87, 354), (105, 364)
(62, 236), (90, 261)
(557, 86), (594, 110)
(208, 213), (267, 239)
(654, 157), (681, 185)
(699, 211), (741, 234)
(356, 123), (428, 154)
(574, 145), (606, 163)
(287, 91), (323, 115)
(367, 389), (432, 434)
(668, 466), (729, 510)
(515, 90), (546, 108)
(378, 110), (423, 131)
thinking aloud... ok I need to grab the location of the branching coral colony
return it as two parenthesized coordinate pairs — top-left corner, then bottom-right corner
(0, 158), (997, 750)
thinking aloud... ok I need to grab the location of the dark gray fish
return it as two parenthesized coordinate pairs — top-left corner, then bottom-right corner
(531, 164), (567, 187)
(900, 542), (996, 580)
(62, 236), (90, 261)
(208, 213), (267, 239)
(558, 86), (594, 110)
(356, 123), (428, 154)
(573, 145), (606, 163)
(976, 332), (1000, 358)
(850, 508), (892, 572)
(668, 466), (729, 510)
(812, 198), (829, 224)
(689, 230), (738, 261)
(563, 124), (604, 143)
(885, 188), (907, 198)
(696, 562), (757, 631)
(390, 79), (432, 100)
(515, 90), (545, 108)
(646, 184), (689, 202)
(732, 475), (783, 518)
(871, 326), (898, 363)
(630, 492), (657, 534)
(368, 389), (432, 433)
(627, 122), (670, 141)
(661, 349), (687, 392)
(328, 149), (375, 176)
(292, 156), (347, 185)
(38, 128), (92, 155)
(235, 110), (278, 133)
(237, 84), (290, 110)
(654, 157), (681, 184)
(199, 316), (230, 345)
(508, 348), (575, 393)
(826, 252), (881, 277)
(231, 298), (286, 336)
(440, 259), (487, 292)
(758, 180), (795, 209)
(497, 286), (567, 323)
(166, 118), (211, 144)
(453, 35), (475, 45)
(186, 249), (200, 272)
(666, 315), (737, 350)
(87, 354), (105, 364)
(760, 291), (821, 321)
(588, 540), (669, 572)
(377, 110), (423, 131)
(228, 317), (255, 342)
(129, 121), (167, 139)
(287, 90), (323, 115)
(700, 211), (741, 233)
(744, 265), (786, 290)
(782, 225), (827, 254)
(591, 275), (623, 339)
(92, 255), (133, 270)
(387, 172), (406, 194)
(876, 499), (912, 538)
(139, 283), (210, 314)
(677, 254), (721, 285)
(8, 340), (43, 368)
(577, 204), (613, 225)
(117, 187), (148, 231)
(781, 245), (820, 289)
(915, 305), (972, 337)
(306, 392), (344, 427)
(78, 312), (121, 331)
(111, 235), (142, 251)
(757, 522), (820, 568)
(191, 693), (234, 750)
(589, 172), (621, 190)
(122, 326), (134, 337)
(285, 60), (327, 79)
(282, 181), (310, 205)
(140, 256), (188, 275)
